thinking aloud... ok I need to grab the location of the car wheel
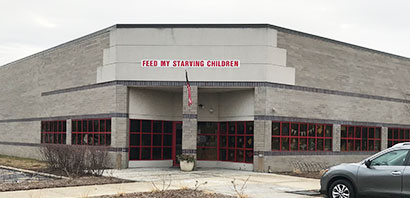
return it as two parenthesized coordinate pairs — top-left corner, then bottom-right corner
(328, 179), (355, 198)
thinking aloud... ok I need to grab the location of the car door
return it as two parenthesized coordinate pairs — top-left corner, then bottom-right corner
(401, 157), (410, 197)
(357, 149), (409, 197)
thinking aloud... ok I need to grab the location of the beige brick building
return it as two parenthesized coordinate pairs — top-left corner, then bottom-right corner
(1, 24), (410, 171)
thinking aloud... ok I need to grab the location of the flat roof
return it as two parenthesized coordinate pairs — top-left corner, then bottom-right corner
(1, 24), (409, 68)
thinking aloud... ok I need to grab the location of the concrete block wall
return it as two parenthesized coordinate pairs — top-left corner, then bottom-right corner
(277, 30), (410, 99)
(253, 87), (269, 171)
(111, 117), (128, 169)
(197, 89), (254, 122)
(40, 86), (117, 117)
(197, 92), (219, 121)
(66, 119), (72, 145)
(128, 88), (182, 121)
(182, 85), (198, 156)
(381, 127), (388, 150)
(111, 85), (129, 168)
(98, 27), (295, 85)
(0, 121), (43, 160)
(0, 144), (42, 160)
(265, 87), (410, 125)
(0, 31), (110, 118)
(181, 85), (198, 167)
(0, 31), (116, 160)
(219, 90), (254, 121)
(257, 86), (408, 172)
(257, 29), (410, 173)
(263, 155), (369, 172)
(332, 124), (341, 152)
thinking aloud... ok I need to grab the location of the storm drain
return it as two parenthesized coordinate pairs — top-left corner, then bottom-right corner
(285, 190), (323, 197)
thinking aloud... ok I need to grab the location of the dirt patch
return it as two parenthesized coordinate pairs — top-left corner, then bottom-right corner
(0, 176), (129, 192)
(94, 189), (235, 198)
(278, 171), (321, 179)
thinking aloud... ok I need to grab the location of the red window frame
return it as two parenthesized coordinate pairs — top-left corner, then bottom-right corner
(341, 125), (381, 151)
(218, 121), (254, 163)
(271, 121), (332, 152)
(41, 120), (67, 144)
(71, 118), (111, 146)
(388, 128), (410, 147)
(129, 119), (173, 161)
(197, 121), (254, 163)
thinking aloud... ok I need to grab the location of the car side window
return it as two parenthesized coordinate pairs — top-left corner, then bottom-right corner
(371, 150), (409, 166)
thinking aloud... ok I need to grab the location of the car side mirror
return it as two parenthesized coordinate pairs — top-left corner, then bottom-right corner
(364, 159), (372, 168)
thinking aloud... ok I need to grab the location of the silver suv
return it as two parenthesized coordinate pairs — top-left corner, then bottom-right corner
(320, 142), (410, 198)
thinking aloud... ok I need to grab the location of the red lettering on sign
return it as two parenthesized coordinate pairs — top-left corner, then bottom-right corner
(160, 60), (170, 67)
(142, 60), (239, 68)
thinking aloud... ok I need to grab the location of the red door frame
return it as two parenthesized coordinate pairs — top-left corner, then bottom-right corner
(172, 121), (182, 166)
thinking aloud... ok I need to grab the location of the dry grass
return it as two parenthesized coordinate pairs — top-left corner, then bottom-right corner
(0, 154), (131, 192)
(94, 189), (234, 198)
(0, 154), (47, 171)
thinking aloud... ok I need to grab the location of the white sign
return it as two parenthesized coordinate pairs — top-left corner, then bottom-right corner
(141, 59), (240, 68)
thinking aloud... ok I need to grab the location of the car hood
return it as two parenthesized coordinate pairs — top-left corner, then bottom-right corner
(332, 162), (361, 169)
(327, 162), (361, 175)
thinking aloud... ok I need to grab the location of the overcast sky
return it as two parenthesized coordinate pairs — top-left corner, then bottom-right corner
(0, 0), (409, 66)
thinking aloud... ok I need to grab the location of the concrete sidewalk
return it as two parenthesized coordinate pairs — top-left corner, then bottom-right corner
(0, 168), (321, 198)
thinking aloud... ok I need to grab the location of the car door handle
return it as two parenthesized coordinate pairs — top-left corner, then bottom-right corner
(392, 171), (402, 176)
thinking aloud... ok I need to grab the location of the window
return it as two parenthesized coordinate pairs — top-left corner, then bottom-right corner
(41, 120), (66, 144)
(71, 119), (111, 146)
(388, 128), (410, 147)
(271, 122), (332, 151)
(371, 150), (409, 166)
(129, 120), (173, 160)
(341, 125), (381, 151)
(218, 121), (253, 163)
(196, 121), (253, 163)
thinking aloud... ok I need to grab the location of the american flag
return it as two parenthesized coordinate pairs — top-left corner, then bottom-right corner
(185, 70), (192, 106)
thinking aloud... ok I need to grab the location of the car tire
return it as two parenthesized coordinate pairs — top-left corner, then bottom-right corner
(328, 179), (355, 198)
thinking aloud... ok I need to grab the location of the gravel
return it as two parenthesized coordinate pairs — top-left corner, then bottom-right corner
(0, 176), (130, 192)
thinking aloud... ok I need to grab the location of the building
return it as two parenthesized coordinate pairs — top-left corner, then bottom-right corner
(1, 24), (410, 172)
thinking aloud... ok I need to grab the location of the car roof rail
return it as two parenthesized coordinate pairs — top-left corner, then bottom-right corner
(392, 142), (410, 147)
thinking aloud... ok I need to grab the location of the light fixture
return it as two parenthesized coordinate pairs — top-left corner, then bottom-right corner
(209, 108), (214, 113)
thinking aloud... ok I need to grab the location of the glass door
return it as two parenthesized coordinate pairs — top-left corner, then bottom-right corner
(173, 122), (183, 166)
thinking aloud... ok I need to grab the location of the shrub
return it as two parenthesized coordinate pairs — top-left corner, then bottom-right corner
(40, 144), (109, 177)
(177, 154), (195, 163)
(87, 146), (109, 176)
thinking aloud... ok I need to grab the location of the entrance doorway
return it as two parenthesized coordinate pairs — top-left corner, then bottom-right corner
(173, 122), (182, 166)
